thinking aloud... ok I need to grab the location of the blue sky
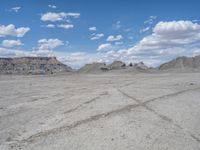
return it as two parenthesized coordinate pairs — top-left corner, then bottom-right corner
(0, 0), (200, 68)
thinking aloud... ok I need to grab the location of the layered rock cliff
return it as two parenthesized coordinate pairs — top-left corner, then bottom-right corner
(0, 57), (72, 74)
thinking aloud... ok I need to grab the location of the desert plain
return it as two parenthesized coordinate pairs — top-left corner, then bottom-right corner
(0, 71), (200, 150)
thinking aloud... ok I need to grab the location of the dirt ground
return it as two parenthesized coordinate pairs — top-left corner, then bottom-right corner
(0, 72), (200, 150)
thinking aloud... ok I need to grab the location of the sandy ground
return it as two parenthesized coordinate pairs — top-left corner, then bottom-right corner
(0, 72), (200, 150)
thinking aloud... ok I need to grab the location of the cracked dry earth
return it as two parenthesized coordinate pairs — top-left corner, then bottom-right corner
(0, 72), (200, 150)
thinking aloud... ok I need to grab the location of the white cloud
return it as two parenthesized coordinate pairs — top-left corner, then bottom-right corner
(41, 12), (80, 22)
(0, 47), (30, 57)
(46, 24), (55, 28)
(37, 38), (63, 51)
(139, 16), (156, 34)
(9, 7), (21, 12)
(144, 16), (157, 24)
(153, 21), (200, 41)
(107, 35), (123, 42)
(48, 5), (57, 9)
(57, 52), (101, 69)
(137, 20), (200, 52)
(97, 43), (113, 52)
(2, 40), (23, 47)
(41, 12), (79, 30)
(65, 13), (80, 18)
(46, 24), (74, 29)
(127, 20), (200, 64)
(140, 26), (151, 33)
(32, 38), (64, 56)
(89, 27), (97, 31)
(90, 33), (104, 40)
(0, 24), (30, 37)
(57, 24), (74, 29)
(41, 12), (64, 22)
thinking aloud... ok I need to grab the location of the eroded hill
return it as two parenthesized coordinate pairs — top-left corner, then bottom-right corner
(0, 57), (72, 74)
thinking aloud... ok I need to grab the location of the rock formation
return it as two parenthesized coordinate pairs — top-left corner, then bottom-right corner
(107, 61), (126, 70)
(159, 55), (200, 70)
(133, 62), (148, 70)
(78, 62), (107, 73)
(0, 57), (72, 74)
(78, 61), (150, 74)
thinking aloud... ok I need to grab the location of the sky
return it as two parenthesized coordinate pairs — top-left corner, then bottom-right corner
(0, 0), (200, 68)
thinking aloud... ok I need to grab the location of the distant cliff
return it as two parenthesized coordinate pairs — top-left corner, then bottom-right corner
(0, 57), (72, 74)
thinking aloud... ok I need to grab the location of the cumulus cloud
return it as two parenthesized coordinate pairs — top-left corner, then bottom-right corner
(41, 12), (80, 22)
(90, 33), (104, 40)
(2, 40), (23, 47)
(41, 12), (79, 30)
(31, 39), (64, 56)
(129, 20), (200, 54)
(107, 35), (123, 42)
(37, 38), (63, 51)
(48, 5), (57, 9)
(153, 21), (200, 41)
(89, 27), (97, 31)
(9, 7), (21, 12)
(0, 24), (30, 37)
(97, 43), (113, 52)
(57, 24), (74, 29)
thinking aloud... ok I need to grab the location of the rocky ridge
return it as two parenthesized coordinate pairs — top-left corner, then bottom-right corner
(0, 57), (72, 74)
(78, 61), (149, 73)
(159, 55), (200, 71)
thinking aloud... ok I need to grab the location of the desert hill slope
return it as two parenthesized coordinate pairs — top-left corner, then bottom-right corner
(77, 62), (107, 73)
(159, 55), (200, 71)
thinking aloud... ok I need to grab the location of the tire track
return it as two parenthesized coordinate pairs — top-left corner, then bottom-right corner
(64, 91), (109, 114)
(144, 86), (200, 105)
(9, 86), (200, 146)
(17, 103), (140, 145)
(117, 87), (200, 143)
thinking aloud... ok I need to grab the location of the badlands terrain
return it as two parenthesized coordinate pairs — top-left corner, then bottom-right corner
(0, 55), (200, 150)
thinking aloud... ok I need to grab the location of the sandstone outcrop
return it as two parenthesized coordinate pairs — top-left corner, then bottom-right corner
(0, 57), (72, 74)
